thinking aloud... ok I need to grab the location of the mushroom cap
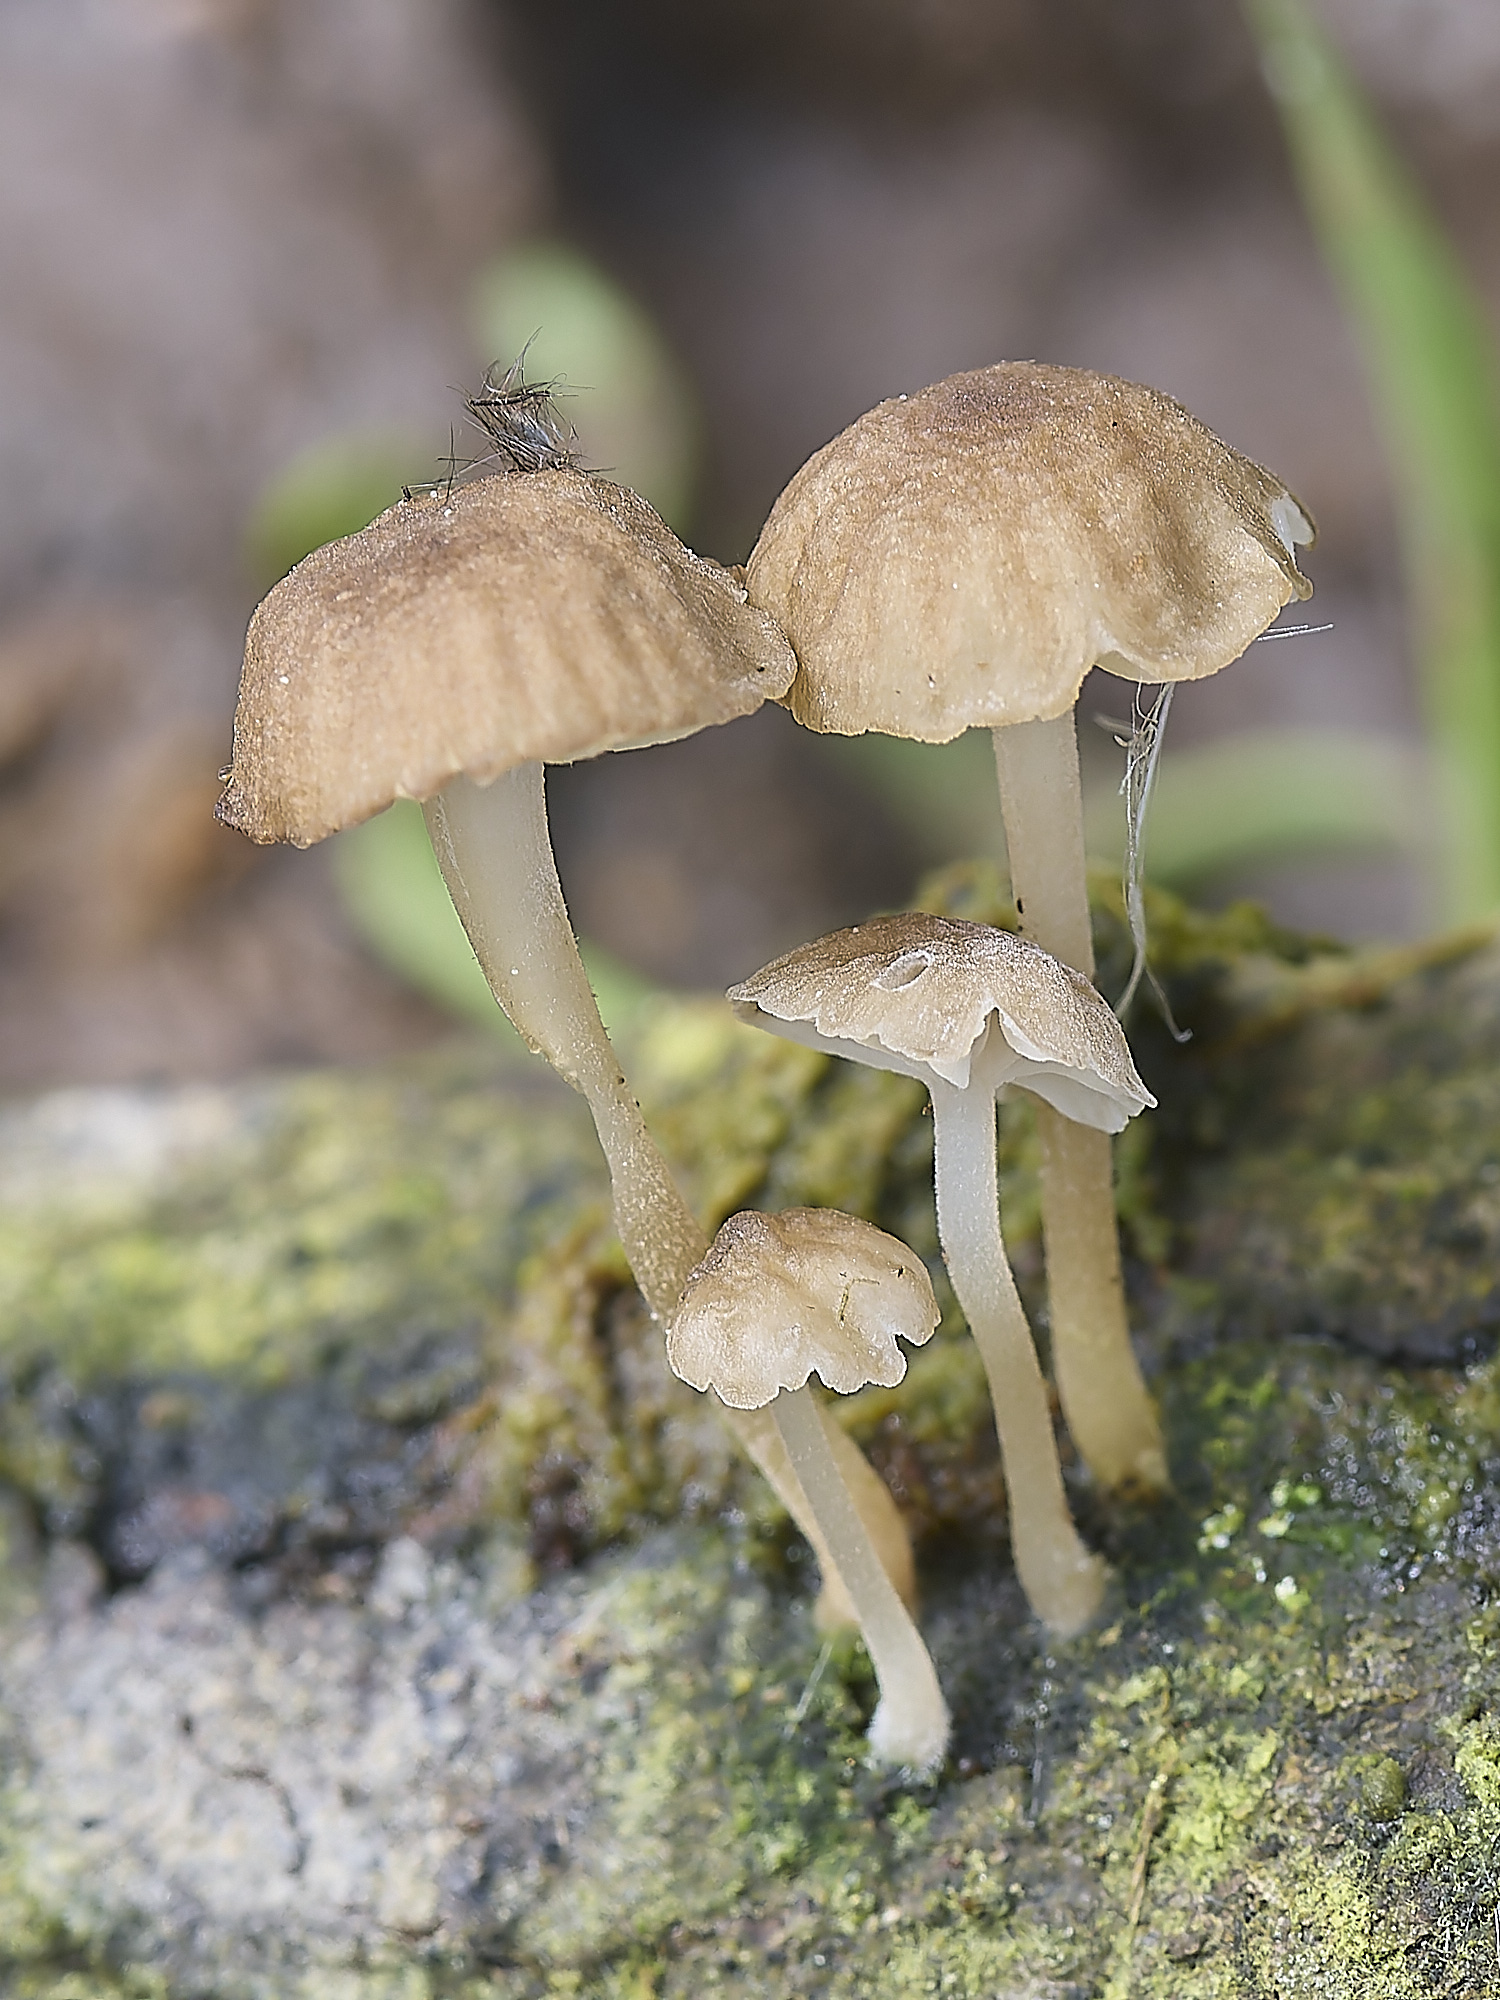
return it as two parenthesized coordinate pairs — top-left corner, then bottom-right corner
(747, 361), (1315, 741)
(665, 1206), (939, 1410)
(218, 470), (797, 846)
(728, 911), (1154, 1131)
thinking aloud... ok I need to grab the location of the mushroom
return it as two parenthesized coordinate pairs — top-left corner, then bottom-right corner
(729, 910), (1156, 1636)
(667, 1206), (949, 1773)
(746, 361), (1314, 1496)
(217, 464), (912, 1627)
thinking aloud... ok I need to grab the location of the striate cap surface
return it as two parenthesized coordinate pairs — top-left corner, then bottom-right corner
(747, 361), (1314, 741)
(219, 470), (796, 846)
(728, 910), (1154, 1130)
(665, 1207), (939, 1410)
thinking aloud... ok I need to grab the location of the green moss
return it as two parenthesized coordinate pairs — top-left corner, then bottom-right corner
(377, 1315), (1500, 1999)
(461, 1312), (1500, 1997)
(0, 1060), (586, 1384)
(1352, 1753), (1408, 1818)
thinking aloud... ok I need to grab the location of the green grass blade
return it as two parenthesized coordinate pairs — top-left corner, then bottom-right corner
(1083, 728), (1429, 891)
(1245, 0), (1500, 920)
(334, 799), (654, 1041)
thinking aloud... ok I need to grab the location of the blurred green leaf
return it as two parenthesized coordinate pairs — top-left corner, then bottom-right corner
(334, 801), (503, 1034)
(1246, 0), (1500, 920)
(334, 798), (655, 1041)
(473, 241), (699, 530)
(245, 433), (420, 586)
(1083, 728), (1429, 888)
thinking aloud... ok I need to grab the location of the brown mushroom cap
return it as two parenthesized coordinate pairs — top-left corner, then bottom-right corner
(728, 911), (1153, 1130)
(218, 471), (797, 846)
(747, 362), (1314, 741)
(665, 1207), (939, 1410)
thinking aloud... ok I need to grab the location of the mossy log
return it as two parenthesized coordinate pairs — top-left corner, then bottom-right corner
(3, 873), (1500, 1997)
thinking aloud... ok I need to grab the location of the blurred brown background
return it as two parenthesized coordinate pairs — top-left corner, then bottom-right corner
(3, 0), (1499, 1088)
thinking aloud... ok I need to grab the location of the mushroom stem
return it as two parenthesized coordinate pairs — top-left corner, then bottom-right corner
(990, 712), (1094, 973)
(990, 713), (1168, 1494)
(928, 1074), (1105, 1636)
(1033, 1107), (1169, 1493)
(426, 766), (703, 1310)
(738, 1400), (918, 1629)
(769, 1384), (949, 1773)
(424, 764), (914, 1621)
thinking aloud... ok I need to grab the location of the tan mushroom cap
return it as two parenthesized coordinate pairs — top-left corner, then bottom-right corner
(728, 911), (1154, 1131)
(218, 470), (797, 846)
(747, 361), (1315, 741)
(665, 1207), (939, 1411)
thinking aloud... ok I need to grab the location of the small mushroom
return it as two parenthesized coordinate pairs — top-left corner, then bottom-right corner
(729, 911), (1156, 1636)
(667, 1206), (949, 1773)
(747, 361), (1313, 1496)
(217, 462), (910, 1627)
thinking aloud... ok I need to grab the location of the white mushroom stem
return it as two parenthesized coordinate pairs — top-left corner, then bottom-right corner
(423, 764), (914, 1624)
(990, 712), (1168, 1494)
(928, 1072), (1105, 1636)
(991, 712), (1094, 973)
(769, 1384), (949, 1773)
(738, 1401), (918, 1632)
(426, 766), (703, 1312)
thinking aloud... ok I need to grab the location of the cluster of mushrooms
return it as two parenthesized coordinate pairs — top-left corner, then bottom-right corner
(219, 361), (1314, 1775)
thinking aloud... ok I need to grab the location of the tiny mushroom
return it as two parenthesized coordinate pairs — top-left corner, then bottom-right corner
(216, 456), (911, 1629)
(667, 1206), (949, 1773)
(729, 910), (1157, 1637)
(747, 361), (1314, 1498)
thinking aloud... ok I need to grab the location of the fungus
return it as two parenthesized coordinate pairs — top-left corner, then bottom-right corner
(667, 1206), (949, 1773)
(729, 911), (1156, 1636)
(216, 462), (910, 1626)
(746, 361), (1314, 1497)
